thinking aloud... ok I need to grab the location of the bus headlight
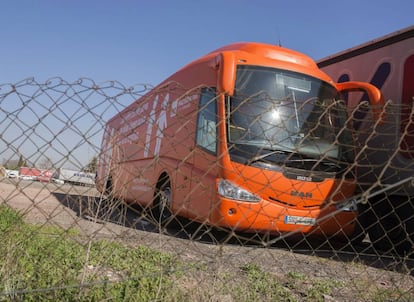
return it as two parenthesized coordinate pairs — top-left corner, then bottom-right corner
(218, 179), (260, 202)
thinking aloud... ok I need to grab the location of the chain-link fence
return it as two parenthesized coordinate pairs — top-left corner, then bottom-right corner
(0, 78), (413, 301)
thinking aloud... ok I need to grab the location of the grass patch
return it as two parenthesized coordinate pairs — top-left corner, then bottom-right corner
(0, 205), (23, 232)
(237, 263), (296, 301)
(0, 205), (178, 301)
(0, 205), (412, 302)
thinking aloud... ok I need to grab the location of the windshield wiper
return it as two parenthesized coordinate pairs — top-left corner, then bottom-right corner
(249, 149), (344, 170)
(248, 149), (289, 164)
(285, 156), (344, 170)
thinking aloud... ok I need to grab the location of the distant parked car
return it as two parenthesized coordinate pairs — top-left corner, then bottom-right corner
(6, 170), (19, 178)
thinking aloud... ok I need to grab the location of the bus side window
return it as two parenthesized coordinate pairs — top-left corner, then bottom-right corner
(196, 88), (217, 154)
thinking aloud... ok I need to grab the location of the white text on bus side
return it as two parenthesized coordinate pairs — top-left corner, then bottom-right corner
(144, 94), (169, 157)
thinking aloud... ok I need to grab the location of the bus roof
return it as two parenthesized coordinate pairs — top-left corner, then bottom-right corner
(207, 42), (319, 70)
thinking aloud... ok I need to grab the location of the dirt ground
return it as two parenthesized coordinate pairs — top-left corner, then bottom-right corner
(1, 178), (413, 301)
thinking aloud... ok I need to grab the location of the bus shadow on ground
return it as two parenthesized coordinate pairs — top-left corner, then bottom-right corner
(53, 191), (414, 276)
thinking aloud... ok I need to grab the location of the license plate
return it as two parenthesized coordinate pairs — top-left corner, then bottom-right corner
(284, 215), (316, 226)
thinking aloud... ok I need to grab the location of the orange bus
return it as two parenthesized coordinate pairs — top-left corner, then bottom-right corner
(96, 42), (383, 238)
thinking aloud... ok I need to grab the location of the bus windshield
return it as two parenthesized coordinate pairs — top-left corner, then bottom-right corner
(227, 65), (354, 169)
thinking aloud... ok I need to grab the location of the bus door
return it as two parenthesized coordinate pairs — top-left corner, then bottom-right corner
(188, 88), (220, 222)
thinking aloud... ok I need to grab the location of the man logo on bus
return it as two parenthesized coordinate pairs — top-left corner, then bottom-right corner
(291, 190), (313, 199)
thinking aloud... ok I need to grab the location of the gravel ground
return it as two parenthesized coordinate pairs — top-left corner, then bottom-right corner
(1, 178), (413, 301)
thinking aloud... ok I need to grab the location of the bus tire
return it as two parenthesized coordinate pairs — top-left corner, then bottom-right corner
(367, 194), (414, 256)
(151, 175), (176, 228)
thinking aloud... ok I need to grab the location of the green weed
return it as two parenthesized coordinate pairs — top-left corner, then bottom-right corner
(237, 263), (297, 302)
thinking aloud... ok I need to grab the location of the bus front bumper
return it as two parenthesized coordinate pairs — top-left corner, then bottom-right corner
(211, 197), (358, 237)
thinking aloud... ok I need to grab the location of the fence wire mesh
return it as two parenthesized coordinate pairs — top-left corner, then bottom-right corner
(0, 78), (413, 301)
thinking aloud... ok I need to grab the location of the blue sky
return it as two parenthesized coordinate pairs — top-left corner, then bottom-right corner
(0, 1), (413, 169)
(1, 0), (413, 86)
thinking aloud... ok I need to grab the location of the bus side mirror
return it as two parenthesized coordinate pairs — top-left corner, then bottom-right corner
(214, 52), (236, 96)
(336, 81), (385, 122)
